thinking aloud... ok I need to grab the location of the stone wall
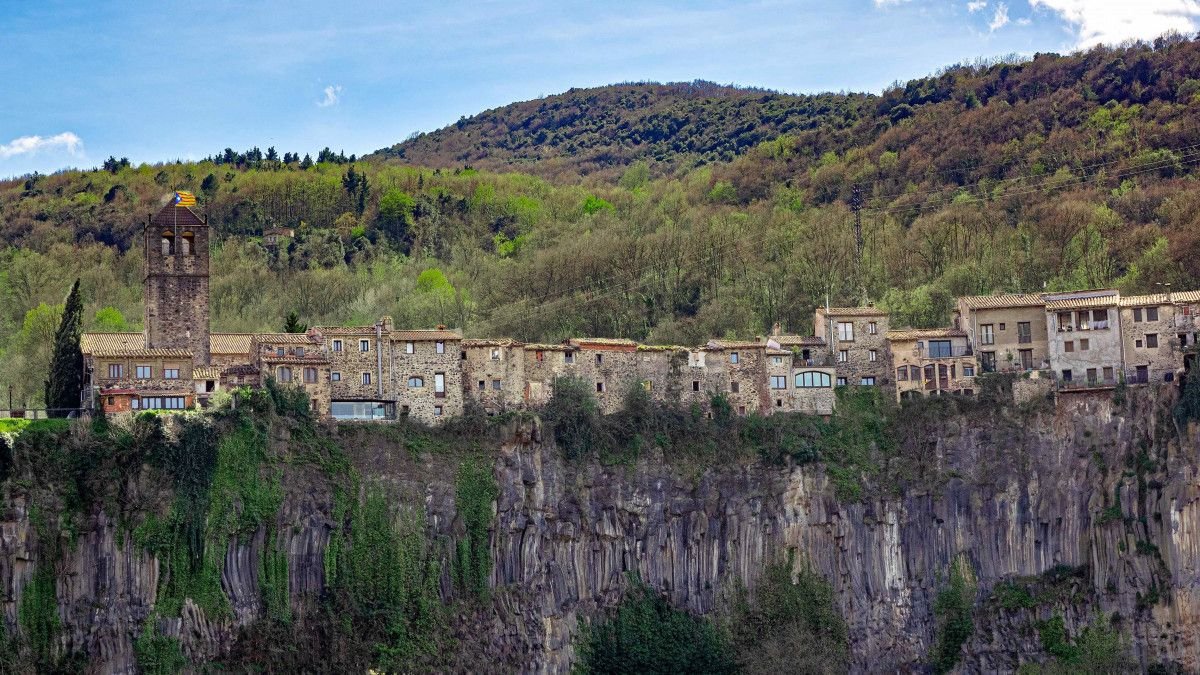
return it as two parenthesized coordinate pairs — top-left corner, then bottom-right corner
(463, 342), (527, 411)
(963, 305), (1049, 371)
(389, 339), (463, 423)
(816, 310), (891, 391)
(1046, 307), (1123, 383)
(1120, 303), (1183, 382)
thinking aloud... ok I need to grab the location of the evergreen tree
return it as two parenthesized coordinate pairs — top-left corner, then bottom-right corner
(44, 279), (84, 415)
(299, 153), (313, 170)
(283, 311), (307, 334)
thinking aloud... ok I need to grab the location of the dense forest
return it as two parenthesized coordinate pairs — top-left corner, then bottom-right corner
(3, 37), (1200, 407)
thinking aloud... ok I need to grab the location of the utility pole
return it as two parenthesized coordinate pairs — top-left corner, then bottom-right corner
(850, 183), (864, 263)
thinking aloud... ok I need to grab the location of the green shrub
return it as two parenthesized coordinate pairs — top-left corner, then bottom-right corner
(930, 557), (976, 674)
(576, 579), (736, 674)
(453, 460), (498, 599)
(133, 616), (187, 674)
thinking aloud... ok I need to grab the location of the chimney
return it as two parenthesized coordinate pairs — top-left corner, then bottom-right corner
(436, 324), (447, 330)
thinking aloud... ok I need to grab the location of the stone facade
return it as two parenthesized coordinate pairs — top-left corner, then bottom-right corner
(1044, 291), (1124, 388)
(389, 329), (463, 423)
(143, 204), (210, 364)
(814, 307), (891, 390)
(955, 294), (1049, 373)
(252, 333), (331, 416)
(462, 340), (528, 412)
(91, 348), (196, 413)
(1119, 293), (1193, 384)
(888, 329), (978, 401)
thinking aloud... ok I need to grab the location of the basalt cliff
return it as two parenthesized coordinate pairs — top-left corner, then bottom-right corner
(0, 384), (1197, 673)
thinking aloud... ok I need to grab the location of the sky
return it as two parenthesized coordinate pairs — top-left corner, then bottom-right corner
(1, 0), (1198, 178)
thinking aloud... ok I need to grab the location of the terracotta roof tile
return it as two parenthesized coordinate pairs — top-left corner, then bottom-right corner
(815, 306), (887, 317)
(210, 333), (253, 354)
(462, 338), (522, 348)
(959, 293), (1046, 309)
(253, 332), (322, 344)
(770, 335), (826, 346)
(91, 348), (193, 358)
(1042, 289), (1119, 310)
(886, 328), (967, 341)
(1120, 290), (1200, 306)
(192, 367), (221, 380)
(150, 203), (206, 228)
(391, 330), (461, 341)
(523, 343), (574, 351)
(569, 337), (639, 347)
(81, 332), (143, 354)
(706, 340), (768, 350)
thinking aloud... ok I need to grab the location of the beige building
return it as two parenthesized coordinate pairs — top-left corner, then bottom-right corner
(955, 294), (1048, 373)
(462, 339), (528, 412)
(1044, 290), (1123, 388)
(813, 307), (890, 388)
(1117, 291), (1200, 384)
(888, 328), (977, 400)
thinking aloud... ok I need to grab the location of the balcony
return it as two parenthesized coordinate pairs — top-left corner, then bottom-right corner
(918, 345), (973, 359)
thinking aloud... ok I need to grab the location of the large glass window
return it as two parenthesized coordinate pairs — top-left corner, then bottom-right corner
(795, 371), (832, 388)
(837, 322), (854, 341)
(136, 365), (152, 378)
(927, 340), (952, 358)
(164, 368), (180, 379)
(331, 401), (393, 420)
(980, 324), (994, 345)
(770, 375), (787, 389)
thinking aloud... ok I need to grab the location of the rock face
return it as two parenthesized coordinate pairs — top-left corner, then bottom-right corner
(3, 386), (1199, 673)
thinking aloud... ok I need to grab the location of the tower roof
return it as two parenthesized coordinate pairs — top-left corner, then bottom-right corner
(150, 202), (206, 227)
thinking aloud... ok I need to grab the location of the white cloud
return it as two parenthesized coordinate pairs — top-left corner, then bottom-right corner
(1030, 0), (1200, 47)
(989, 2), (1010, 30)
(873, 0), (911, 6)
(0, 132), (82, 159)
(967, 1), (988, 13)
(317, 84), (342, 107)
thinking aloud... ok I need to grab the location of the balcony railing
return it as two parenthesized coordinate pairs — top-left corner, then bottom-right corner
(918, 346), (973, 359)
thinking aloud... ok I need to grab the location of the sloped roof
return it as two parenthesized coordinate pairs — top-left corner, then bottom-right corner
(770, 335), (826, 346)
(886, 328), (967, 341)
(92, 348), (193, 358)
(192, 366), (221, 380)
(150, 203), (206, 228)
(210, 333), (253, 354)
(636, 344), (689, 352)
(1042, 289), (1119, 310)
(814, 306), (887, 317)
(706, 340), (768, 350)
(959, 293), (1046, 310)
(462, 338), (523, 348)
(523, 343), (574, 351)
(1120, 290), (1200, 307)
(569, 337), (638, 347)
(392, 329), (461, 341)
(253, 332), (322, 344)
(81, 332), (143, 354)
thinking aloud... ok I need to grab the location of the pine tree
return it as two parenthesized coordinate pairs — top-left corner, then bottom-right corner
(44, 279), (84, 415)
(283, 311), (307, 334)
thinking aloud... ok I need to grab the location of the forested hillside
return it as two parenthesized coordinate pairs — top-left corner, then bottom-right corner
(3, 37), (1200, 407)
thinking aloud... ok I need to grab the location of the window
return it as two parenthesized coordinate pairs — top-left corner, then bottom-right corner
(136, 365), (152, 378)
(1019, 349), (1033, 370)
(772, 356), (783, 365)
(332, 339), (342, 352)
(107, 396), (114, 406)
(478, 380), (485, 390)
(796, 371), (832, 388)
(1133, 307), (1143, 322)
(304, 367), (317, 383)
(963, 365), (975, 377)
(692, 380), (700, 391)
(278, 367), (292, 383)
(837, 350), (848, 363)
(897, 366), (908, 381)
(108, 363), (124, 378)
(596, 382), (605, 393)
(596, 354), (603, 365)
(434, 372), (445, 397)
(436, 341), (445, 354)
(999, 323), (1006, 331)
(180, 232), (193, 255)
(928, 340), (952, 358)
(738, 406), (747, 416)
(1064, 341), (1074, 353)
(161, 235), (174, 255)
(868, 321), (877, 335)
(1080, 338), (1089, 351)
(1076, 311), (1091, 330)
(1087, 368), (1098, 382)
(564, 352), (574, 364)
(1092, 309), (1107, 325)
(536, 351), (545, 362)
(295, 346), (305, 357)
(868, 349), (878, 362)
(1057, 312), (1072, 331)
(140, 396), (185, 410)
(836, 377), (847, 386)
(730, 352), (739, 364)
(1146, 333), (1159, 348)
(132, 398), (140, 409)
(362, 372), (371, 385)
(980, 324), (995, 345)
(360, 339), (370, 352)
(860, 377), (876, 386)
(730, 381), (740, 393)
(1136, 339), (1143, 348)
(331, 372), (341, 382)
(434, 405), (443, 417)
(837, 322), (854, 341)
(164, 368), (180, 380)
(491, 379), (501, 390)
(1018, 322), (1032, 344)
(1147, 307), (1159, 321)
(461, 351), (467, 360)
(1062, 369), (1072, 382)
(408, 376), (424, 387)
(276, 347), (285, 357)
(490, 348), (499, 360)
(770, 375), (787, 389)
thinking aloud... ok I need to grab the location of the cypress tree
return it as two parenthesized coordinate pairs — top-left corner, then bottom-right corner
(44, 279), (84, 416)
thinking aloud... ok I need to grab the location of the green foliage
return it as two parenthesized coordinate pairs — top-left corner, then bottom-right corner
(282, 310), (307, 333)
(544, 376), (603, 460)
(992, 581), (1037, 610)
(575, 578), (736, 675)
(453, 460), (498, 599)
(18, 556), (61, 668)
(44, 278), (83, 414)
(728, 552), (849, 674)
(91, 306), (128, 332)
(581, 194), (614, 215)
(1174, 373), (1200, 427)
(930, 556), (976, 674)
(133, 616), (187, 675)
(260, 529), (292, 625)
(1037, 614), (1079, 662)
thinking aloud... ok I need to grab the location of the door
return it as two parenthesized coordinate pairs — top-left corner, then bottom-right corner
(1019, 349), (1033, 370)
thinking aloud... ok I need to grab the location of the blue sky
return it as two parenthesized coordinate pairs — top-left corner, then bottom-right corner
(1, 0), (1197, 178)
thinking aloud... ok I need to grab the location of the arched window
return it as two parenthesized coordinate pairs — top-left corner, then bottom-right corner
(180, 231), (194, 255)
(407, 376), (424, 387)
(161, 230), (175, 255)
(795, 371), (832, 388)
(277, 366), (293, 383)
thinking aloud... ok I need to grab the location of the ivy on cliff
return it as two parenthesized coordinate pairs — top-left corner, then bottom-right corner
(453, 459), (499, 599)
(930, 556), (977, 674)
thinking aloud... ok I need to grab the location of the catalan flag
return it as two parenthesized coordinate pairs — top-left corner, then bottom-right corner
(172, 190), (197, 207)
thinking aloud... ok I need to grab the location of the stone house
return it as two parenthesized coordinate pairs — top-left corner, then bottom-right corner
(561, 338), (641, 414)
(888, 328), (977, 400)
(1118, 292), (1198, 384)
(143, 203), (210, 364)
(389, 328), (463, 423)
(1044, 290), (1123, 388)
(955, 294), (1049, 373)
(462, 339), (527, 413)
(91, 348), (196, 413)
(209, 333), (253, 368)
(813, 307), (891, 389)
(262, 226), (295, 248)
(252, 332), (331, 415)
(521, 343), (578, 407)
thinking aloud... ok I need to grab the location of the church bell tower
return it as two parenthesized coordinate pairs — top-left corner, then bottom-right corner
(144, 194), (210, 364)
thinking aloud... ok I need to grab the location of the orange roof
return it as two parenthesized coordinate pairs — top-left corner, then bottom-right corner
(706, 340), (768, 350)
(815, 306), (887, 317)
(210, 333), (253, 354)
(92, 348), (193, 358)
(150, 202), (205, 228)
(253, 332), (322, 345)
(462, 338), (523, 348)
(1120, 290), (1200, 307)
(886, 328), (967, 341)
(81, 332), (143, 354)
(392, 329), (461, 341)
(959, 293), (1046, 310)
(192, 366), (221, 380)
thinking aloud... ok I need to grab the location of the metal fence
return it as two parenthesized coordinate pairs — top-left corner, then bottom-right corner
(0, 408), (88, 420)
